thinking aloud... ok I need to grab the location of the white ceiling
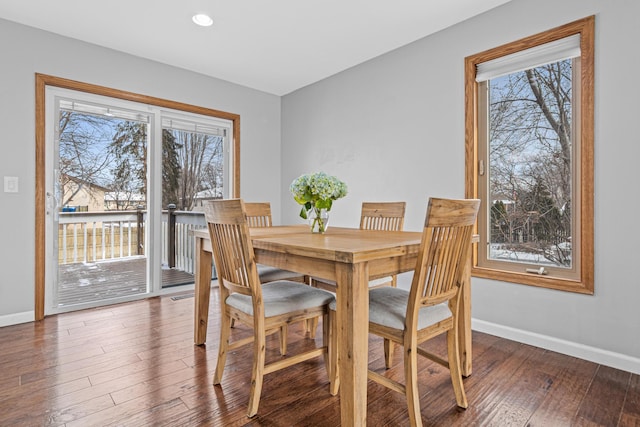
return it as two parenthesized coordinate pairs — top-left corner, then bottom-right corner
(0, 0), (511, 95)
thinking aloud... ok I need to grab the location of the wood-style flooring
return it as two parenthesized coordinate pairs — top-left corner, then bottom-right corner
(0, 287), (638, 426)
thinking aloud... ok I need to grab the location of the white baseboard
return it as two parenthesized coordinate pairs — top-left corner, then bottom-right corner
(0, 286), (195, 326)
(0, 311), (34, 328)
(472, 318), (640, 375)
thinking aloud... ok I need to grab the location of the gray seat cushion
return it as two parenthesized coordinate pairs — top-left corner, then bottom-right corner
(313, 275), (393, 288)
(226, 281), (335, 317)
(257, 264), (304, 282)
(329, 286), (451, 330)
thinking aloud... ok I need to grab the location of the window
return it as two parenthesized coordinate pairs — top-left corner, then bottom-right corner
(161, 113), (231, 208)
(54, 94), (235, 211)
(465, 16), (594, 294)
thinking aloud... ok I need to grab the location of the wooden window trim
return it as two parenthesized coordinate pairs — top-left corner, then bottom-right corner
(34, 73), (241, 319)
(464, 16), (594, 294)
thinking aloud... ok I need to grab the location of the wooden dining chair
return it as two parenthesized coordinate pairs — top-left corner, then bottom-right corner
(244, 202), (273, 227)
(359, 201), (406, 287)
(360, 201), (406, 231)
(243, 202), (310, 353)
(308, 201), (406, 339)
(245, 202), (308, 284)
(204, 199), (336, 418)
(312, 201), (406, 292)
(329, 198), (480, 427)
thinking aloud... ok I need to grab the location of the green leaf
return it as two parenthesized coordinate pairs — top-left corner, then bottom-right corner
(316, 199), (332, 210)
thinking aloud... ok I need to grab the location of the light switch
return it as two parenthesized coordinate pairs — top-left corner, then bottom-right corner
(4, 176), (18, 193)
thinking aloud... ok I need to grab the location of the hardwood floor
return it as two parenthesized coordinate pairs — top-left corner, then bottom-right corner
(0, 287), (638, 426)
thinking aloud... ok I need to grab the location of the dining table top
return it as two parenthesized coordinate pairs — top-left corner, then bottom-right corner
(193, 224), (425, 281)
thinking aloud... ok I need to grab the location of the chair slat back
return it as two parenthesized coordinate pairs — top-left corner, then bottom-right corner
(203, 199), (260, 297)
(245, 202), (273, 228)
(360, 201), (406, 231)
(409, 198), (480, 311)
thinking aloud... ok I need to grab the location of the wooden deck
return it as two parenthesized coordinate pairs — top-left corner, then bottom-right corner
(58, 257), (195, 307)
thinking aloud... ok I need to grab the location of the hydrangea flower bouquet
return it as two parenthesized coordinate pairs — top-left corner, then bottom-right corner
(290, 172), (348, 233)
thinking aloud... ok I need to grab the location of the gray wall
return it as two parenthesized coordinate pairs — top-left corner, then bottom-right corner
(2, 0), (639, 375)
(281, 0), (640, 373)
(0, 19), (282, 322)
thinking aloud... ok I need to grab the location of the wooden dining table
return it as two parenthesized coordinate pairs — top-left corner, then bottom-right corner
(193, 225), (475, 426)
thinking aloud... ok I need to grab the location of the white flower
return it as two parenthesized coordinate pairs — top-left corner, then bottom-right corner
(290, 172), (347, 218)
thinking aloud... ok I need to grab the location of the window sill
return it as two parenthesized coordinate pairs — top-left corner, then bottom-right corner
(471, 265), (593, 295)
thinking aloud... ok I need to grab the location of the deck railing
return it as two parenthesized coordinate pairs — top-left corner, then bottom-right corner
(58, 209), (207, 275)
(161, 209), (207, 274)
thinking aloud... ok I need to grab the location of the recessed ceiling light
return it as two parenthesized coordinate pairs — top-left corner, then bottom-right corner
(192, 14), (213, 27)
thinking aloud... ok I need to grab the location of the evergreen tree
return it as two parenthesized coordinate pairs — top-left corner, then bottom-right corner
(490, 200), (509, 243)
(110, 122), (183, 209)
(162, 129), (182, 207)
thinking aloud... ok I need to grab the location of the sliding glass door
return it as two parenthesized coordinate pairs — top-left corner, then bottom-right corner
(44, 87), (232, 314)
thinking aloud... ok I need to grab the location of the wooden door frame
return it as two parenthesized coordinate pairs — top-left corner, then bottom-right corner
(34, 73), (241, 320)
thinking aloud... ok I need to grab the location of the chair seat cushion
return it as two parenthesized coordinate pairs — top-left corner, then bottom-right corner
(329, 287), (451, 330)
(314, 276), (393, 288)
(226, 281), (335, 317)
(369, 287), (452, 330)
(367, 276), (393, 287)
(257, 264), (303, 282)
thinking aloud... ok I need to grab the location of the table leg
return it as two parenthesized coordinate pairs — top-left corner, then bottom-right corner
(194, 236), (212, 345)
(336, 262), (369, 427)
